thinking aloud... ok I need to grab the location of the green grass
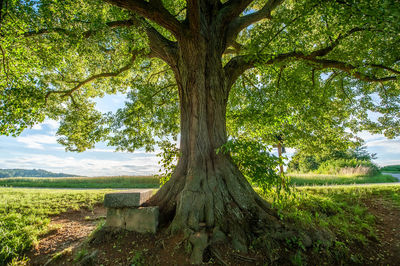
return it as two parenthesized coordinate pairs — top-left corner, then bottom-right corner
(0, 176), (160, 189)
(261, 184), (400, 264)
(2, 182), (400, 265)
(288, 173), (398, 186)
(0, 188), (109, 265)
(299, 184), (400, 207)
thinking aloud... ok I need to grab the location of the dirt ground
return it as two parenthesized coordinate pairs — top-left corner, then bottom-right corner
(27, 205), (106, 266)
(363, 197), (400, 265)
(26, 198), (400, 265)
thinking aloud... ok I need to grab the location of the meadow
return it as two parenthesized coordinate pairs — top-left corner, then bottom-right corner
(2, 183), (400, 265)
(288, 173), (398, 186)
(0, 176), (159, 189)
(0, 188), (109, 265)
(0, 172), (398, 190)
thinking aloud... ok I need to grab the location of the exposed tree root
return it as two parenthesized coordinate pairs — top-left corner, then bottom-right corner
(147, 155), (282, 264)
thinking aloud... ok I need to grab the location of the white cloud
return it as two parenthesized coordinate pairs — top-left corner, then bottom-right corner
(1, 153), (160, 176)
(365, 138), (400, 152)
(357, 131), (384, 142)
(43, 119), (60, 129)
(16, 134), (58, 150)
(89, 148), (116, 153)
(31, 124), (42, 130)
(378, 159), (400, 166)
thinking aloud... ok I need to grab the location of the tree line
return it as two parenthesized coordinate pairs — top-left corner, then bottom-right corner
(0, 169), (78, 178)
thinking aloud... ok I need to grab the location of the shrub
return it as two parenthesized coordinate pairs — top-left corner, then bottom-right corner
(317, 159), (379, 176)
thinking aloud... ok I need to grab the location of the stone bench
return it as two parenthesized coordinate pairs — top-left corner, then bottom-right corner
(104, 189), (159, 233)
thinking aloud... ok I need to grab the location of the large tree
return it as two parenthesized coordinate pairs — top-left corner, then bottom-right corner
(1, 0), (400, 262)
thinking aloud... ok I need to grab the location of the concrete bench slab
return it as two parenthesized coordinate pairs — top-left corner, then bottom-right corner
(104, 189), (154, 208)
(105, 206), (159, 233)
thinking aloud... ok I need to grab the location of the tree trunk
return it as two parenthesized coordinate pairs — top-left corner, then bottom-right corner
(277, 142), (283, 174)
(147, 34), (279, 263)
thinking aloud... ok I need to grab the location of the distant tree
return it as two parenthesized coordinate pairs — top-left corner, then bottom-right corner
(1, 0), (399, 261)
(288, 142), (378, 174)
(0, 169), (78, 178)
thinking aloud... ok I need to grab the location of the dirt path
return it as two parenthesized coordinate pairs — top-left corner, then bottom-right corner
(363, 197), (400, 265)
(27, 206), (106, 266)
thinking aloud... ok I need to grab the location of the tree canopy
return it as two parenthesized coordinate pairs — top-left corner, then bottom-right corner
(1, 0), (399, 148)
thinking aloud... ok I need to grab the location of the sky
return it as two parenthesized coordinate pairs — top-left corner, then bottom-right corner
(0, 94), (161, 176)
(1, 94), (399, 176)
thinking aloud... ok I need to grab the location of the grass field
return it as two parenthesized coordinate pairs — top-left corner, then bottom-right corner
(1, 173), (397, 190)
(2, 180), (400, 264)
(0, 176), (159, 189)
(288, 173), (398, 186)
(299, 184), (400, 206)
(0, 188), (109, 265)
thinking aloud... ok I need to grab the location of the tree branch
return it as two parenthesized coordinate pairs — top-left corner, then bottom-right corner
(23, 19), (135, 38)
(301, 57), (398, 82)
(225, 0), (284, 46)
(223, 41), (243, 55)
(219, 0), (254, 25)
(225, 26), (390, 86)
(24, 15), (178, 67)
(105, 0), (182, 37)
(225, 52), (296, 88)
(0, 0), (5, 27)
(45, 54), (137, 103)
(308, 27), (365, 57)
(83, 19), (135, 38)
(186, 0), (200, 31)
(0, 43), (8, 84)
(138, 18), (178, 66)
(369, 64), (400, 75)
(225, 48), (399, 89)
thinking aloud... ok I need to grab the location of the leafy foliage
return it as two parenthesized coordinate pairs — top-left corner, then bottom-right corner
(288, 144), (379, 175)
(218, 137), (287, 194)
(227, 0), (400, 146)
(317, 159), (379, 176)
(227, 64), (357, 154)
(154, 140), (180, 186)
(1, 0), (399, 153)
(106, 72), (179, 153)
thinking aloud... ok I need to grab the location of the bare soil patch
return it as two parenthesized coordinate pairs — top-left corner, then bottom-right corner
(363, 197), (400, 265)
(27, 205), (106, 265)
(88, 227), (270, 265)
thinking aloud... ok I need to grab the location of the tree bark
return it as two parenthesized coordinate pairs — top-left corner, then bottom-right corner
(277, 142), (284, 175)
(147, 30), (279, 264)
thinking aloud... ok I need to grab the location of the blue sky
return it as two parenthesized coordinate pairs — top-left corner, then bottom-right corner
(0, 94), (399, 176)
(0, 94), (161, 176)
